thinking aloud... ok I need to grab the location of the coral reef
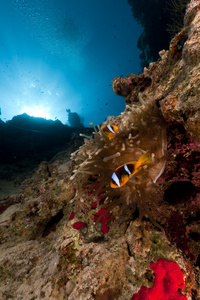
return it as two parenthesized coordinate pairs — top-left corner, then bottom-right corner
(113, 0), (200, 142)
(0, 0), (200, 299)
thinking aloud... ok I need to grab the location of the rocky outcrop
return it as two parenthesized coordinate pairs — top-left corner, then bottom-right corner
(113, 0), (200, 142)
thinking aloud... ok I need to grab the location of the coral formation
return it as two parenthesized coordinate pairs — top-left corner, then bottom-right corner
(114, 0), (200, 142)
(112, 74), (152, 104)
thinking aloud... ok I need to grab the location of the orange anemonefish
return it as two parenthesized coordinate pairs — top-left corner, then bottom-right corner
(101, 124), (118, 139)
(110, 153), (151, 188)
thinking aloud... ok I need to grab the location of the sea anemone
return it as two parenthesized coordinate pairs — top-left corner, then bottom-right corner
(70, 93), (167, 232)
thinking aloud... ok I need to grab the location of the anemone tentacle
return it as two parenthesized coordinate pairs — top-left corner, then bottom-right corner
(70, 93), (167, 234)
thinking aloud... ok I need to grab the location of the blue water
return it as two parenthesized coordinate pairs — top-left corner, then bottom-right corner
(0, 0), (142, 126)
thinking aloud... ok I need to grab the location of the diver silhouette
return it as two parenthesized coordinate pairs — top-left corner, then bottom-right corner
(66, 109), (84, 128)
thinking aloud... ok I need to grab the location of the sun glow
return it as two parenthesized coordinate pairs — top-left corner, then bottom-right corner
(21, 105), (51, 119)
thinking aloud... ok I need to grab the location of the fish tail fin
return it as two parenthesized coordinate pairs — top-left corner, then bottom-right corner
(136, 153), (151, 168)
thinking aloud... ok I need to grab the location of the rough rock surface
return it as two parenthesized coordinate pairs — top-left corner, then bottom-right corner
(113, 0), (200, 142)
(0, 1), (200, 299)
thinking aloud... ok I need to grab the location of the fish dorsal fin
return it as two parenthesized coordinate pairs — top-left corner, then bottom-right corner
(135, 153), (151, 169)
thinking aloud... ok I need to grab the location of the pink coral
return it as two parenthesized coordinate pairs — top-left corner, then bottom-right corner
(71, 182), (110, 235)
(131, 259), (187, 300)
(73, 222), (87, 230)
(94, 208), (110, 234)
(69, 212), (75, 220)
(166, 211), (192, 259)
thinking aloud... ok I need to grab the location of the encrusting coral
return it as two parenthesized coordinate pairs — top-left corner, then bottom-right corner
(131, 258), (187, 300)
(70, 93), (167, 235)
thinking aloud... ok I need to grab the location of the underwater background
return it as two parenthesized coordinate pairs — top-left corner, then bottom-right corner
(0, 0), (143, 126)
(0, 0), (180, 165)
(0, 0), (178, 126)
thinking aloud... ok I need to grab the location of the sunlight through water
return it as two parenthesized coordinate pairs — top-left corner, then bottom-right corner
(21, 105), (51, 119)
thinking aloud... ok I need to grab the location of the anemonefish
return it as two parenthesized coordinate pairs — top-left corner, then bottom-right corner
(101, 124), (118, 140)
(110, 153), (151, 188)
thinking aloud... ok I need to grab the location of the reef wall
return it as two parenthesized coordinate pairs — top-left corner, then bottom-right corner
(0, 0), (200, 299)
(127, 0), (190, 69)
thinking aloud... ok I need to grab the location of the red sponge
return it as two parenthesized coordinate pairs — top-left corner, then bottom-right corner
(131, 258), (187, 300)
